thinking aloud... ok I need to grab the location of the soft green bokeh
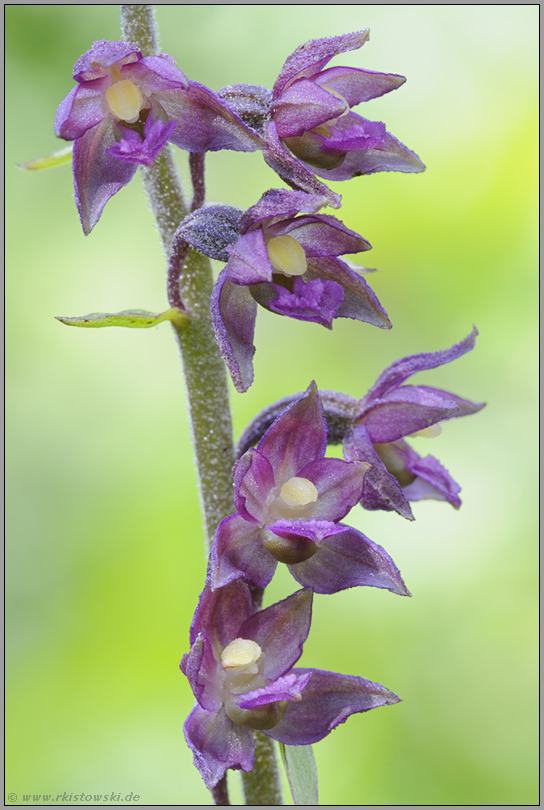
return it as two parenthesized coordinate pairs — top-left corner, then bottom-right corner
(6, 5), (538, 805)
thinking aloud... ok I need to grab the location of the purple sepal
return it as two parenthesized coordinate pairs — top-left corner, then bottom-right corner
(305, 258), (391, 328)
(257, 382), (327, 483)
(267, 276), (344, 327)
(365, 327), (480, 402)
(211, 514), (277, 590)
(73, 41), (141, 82)
(73, 118), (137, 236)
(359, 385), (461, 443)
(106, 117), (176, 166)
(176, 205), (243, 262)
(402, 446), (462, 508)
(343, 423), (414, 520)
(240, 188), (328, 232)
(210, 270), (257, 393)
(273, 31), (370, 97)
(158, 81), (266, 153)
(238, 588), (313, 680)
(235, 672), (312, 709)
(263, 668), (400, 745)
(189, 578), (252, 649)
(269, 212), (371, 257)
(184, 703), (254, 790)
(288, 524), (410, 596)
(313, 65), (406, 106)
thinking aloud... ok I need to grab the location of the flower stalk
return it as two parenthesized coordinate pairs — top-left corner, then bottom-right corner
(120, 4), (283, 803)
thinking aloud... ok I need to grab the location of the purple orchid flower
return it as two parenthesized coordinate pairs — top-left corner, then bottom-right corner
(236, 330), (485, 521)
(211, 383), (409, 596)
(207, 188), (390, 392)
(55, 40), (264, 234)
(181, 580), (400, 789)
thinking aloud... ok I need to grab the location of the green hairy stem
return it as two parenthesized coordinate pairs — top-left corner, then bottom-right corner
(120, 5), (283, 805)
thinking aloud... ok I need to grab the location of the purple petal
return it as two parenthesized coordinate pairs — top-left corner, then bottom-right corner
(235, 672), (311, 709)
(360, 385), (461, 443)
(239, 588), (313, 680)
(157, 81), (265, 153)
(273, 31), (370, 98)
(269, 212), (371, 257)
(343, 423), (414, 520)
(314, 66), (406, 106)
(184, 704), (254, 789)
(364, 328), (479, 402)
(263, 122), (342, 208)
(411, 386), (486, 420)
(320, 118), (387, 156)
(263, 668), (400, 745)
(298, 457), (368, 521)
(73, 41), (141, 82)
(240, 187), (327, 232)
(306, 257), (391, 328)
(210, 514), (277, 590)
(106, 117), (176, 166)
(288, 524), (410, 595)
(210, 270), (257, 393)
(125, 53), (189, 90)
(233, 448), (276, 524)
(226, 229), (273, 285)
(55, 81), (108, 140)
(273, 79), (347, 138)
(182, 634), (223, 713)
(404, 450), (462, 508)
(267, 276), (344, 327)
(189, 578), (252, 650)
(72, 117), (137, 235)
(257, 383), (327, 483)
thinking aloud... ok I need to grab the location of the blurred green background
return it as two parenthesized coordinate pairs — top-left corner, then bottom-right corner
(6, 5), (538, 806)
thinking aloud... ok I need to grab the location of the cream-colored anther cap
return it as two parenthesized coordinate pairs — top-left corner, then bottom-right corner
(409, 424), (442, 439)
(221, 638), (262, 670)
(267, 235), (307, 276)
(279, 477), (318, 507)
(105, 79), (143, 122)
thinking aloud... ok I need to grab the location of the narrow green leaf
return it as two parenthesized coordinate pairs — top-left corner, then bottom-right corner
(56, 308), (188, 329)
(18, 144), (74, 171)
(280, 743), (318, 806)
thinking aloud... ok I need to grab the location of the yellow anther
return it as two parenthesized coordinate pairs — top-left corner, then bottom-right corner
(279, 477), (318, 507)
(267, 235), (307, 277)
(221, 638), (262, 671)
(105, 79), (143, 122)
(409, 424), (443, 439)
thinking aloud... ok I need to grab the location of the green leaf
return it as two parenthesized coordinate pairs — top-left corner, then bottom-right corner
(280, 743), (318, 806)
(18, 144), (74, 171)
(55, 308), (188, 329)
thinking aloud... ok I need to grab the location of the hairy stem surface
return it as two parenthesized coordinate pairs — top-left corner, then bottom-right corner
(120, 5), (283, 805)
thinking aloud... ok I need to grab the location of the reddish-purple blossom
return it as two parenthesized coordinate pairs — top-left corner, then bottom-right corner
(55, 40), (264, 233)
(211, 384), (409, 595)
(181, 581), (400, 788)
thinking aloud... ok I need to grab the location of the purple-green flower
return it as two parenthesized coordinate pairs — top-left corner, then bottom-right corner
(55, 40), (264, 233)
(181, 580), (400, 789)
(211, 384), (409, 595)
(206, 188), (390, 392)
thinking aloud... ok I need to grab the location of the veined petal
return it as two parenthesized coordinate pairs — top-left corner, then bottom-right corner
(288, 524), (410, 595)
(210, 270), (257, 393)
(343, 423), (414, 520)
(182, 634), (223, 713)
(360, 385), (461, 443)
(226, 229), (273, 285)
(314, 65), (406, 106)
(73, 40), (141, 82)
(263, 668), (400, 745)
(306, 257), (391, 328)
(297, 457), (368, 521)
(270, 213), (371, 257)
(233, 448), (276, 524)
(72, 117), (137, 235)
(364, 328), (479, 402)
(158, 81), (265, 153)
(257, 383), (327, 484)
(273, 78), (347, 138)
(55, 81), (108, 140)
(211, 514), (277, 590)
(234, 672), (312, 709)
(189, 578), (252, 650)
(125, 53), (189, 91)
(404, 450), (462, 508)
(239, 589), (312, 680)
(184, 704), (254, 789)
(273, 30), (370, 97)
